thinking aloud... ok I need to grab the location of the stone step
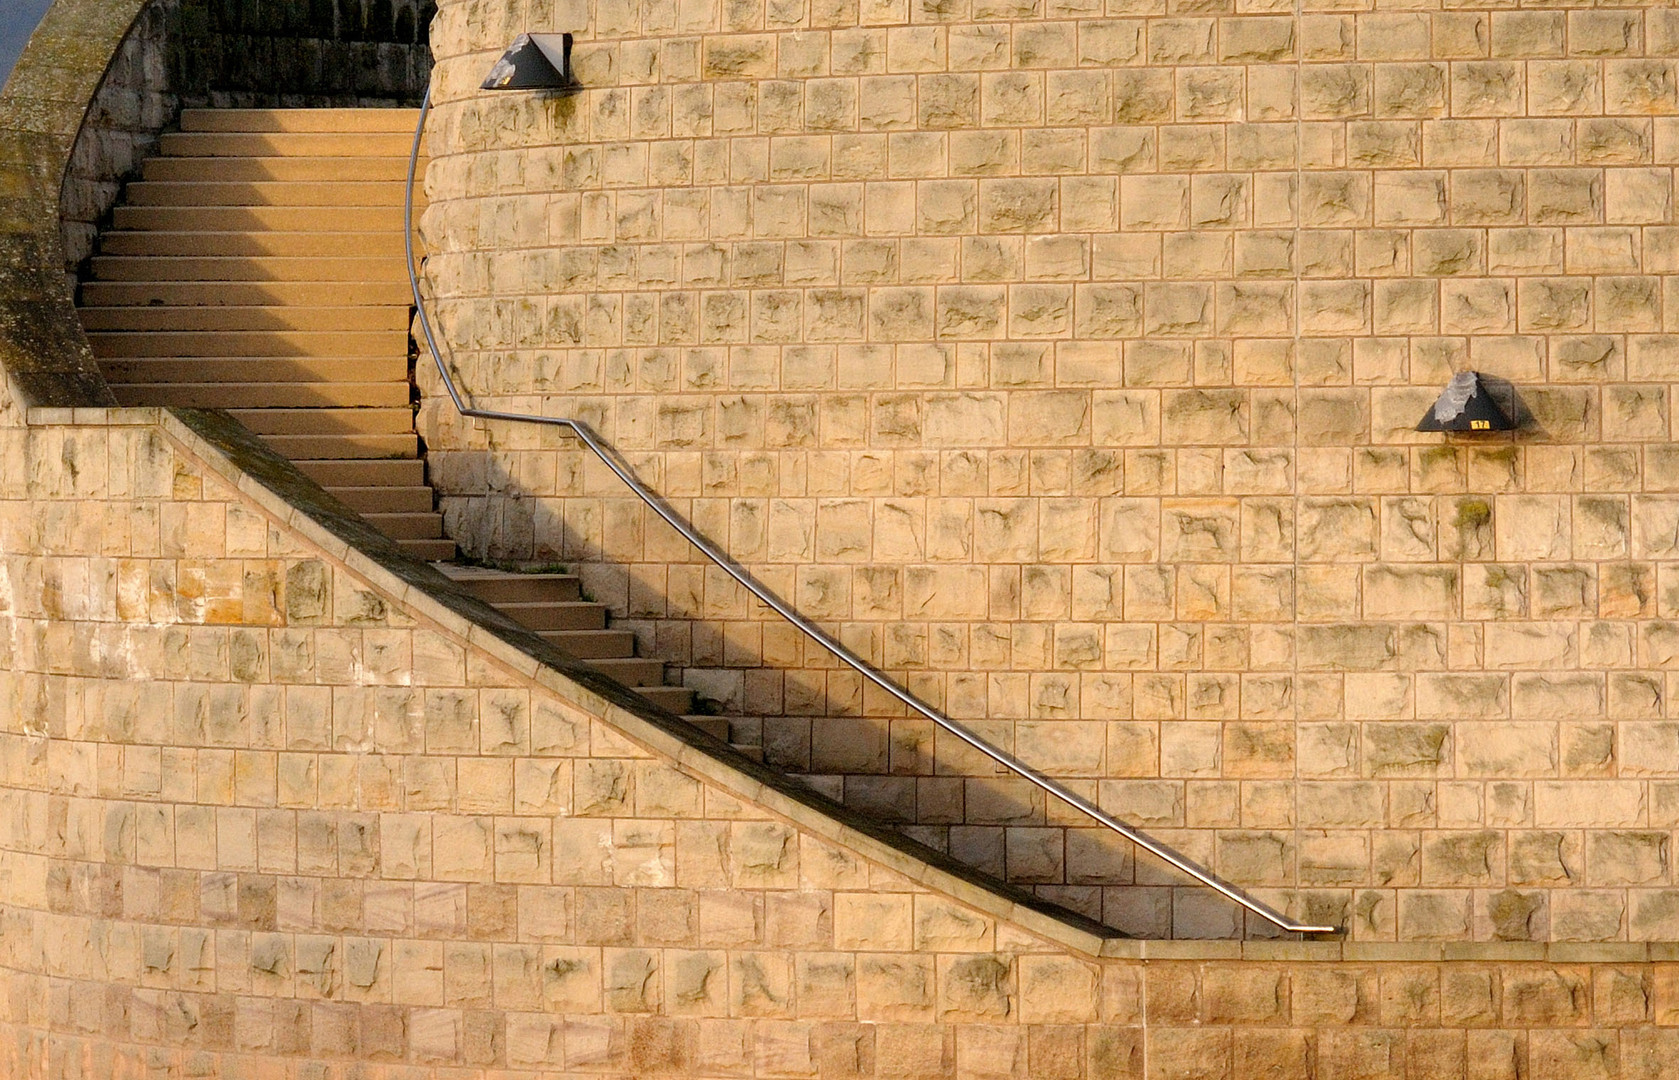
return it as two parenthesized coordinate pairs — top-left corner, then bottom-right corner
(536, 629), (638, 659)
(495, 601), (608, 632)
(142, 157), (423, 183)
(295, 459), (426, 487)
(101, 356), (408, 384)
(112, 382), (411, 409)
(115, 204), (412, 233)
(226, 408), (415, 435)
(364, 512), (448, 540)
(636, 686), (697, 714)
(448, 572), (583, 604)
(396, 538), (459, 560)
(327, 485), (435, 514)
(179, 108), (423, 133)
(581, 657), (666, 686)
(257, 433), (420, 460)
(80, 281), (413, 307)
(89, 254), (408, 281)
(124, 181), (413, 207)
(99, 231), (409, 258)
(81, 305), (410, 332)
(89, 329), (407, 358)
(685, 717), (732, 741)
(160, 132), (421, 158)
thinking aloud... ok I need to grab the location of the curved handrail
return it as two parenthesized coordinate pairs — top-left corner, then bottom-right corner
(404, 88), (1337, 936)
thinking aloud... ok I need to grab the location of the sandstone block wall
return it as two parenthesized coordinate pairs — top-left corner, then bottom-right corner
(0, 410), (1106, 1076)
(417, 0), (1679, 937)
(8, 409), (1679, 1080)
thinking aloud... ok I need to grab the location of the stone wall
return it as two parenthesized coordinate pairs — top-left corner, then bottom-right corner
(7, 409), (1679, 1079)
(58, 0), (178, 277)
(416, 0), (1679, 937)
(167, 0), (436, 107)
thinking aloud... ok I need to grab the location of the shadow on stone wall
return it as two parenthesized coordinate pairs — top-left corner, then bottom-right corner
(426, 442), (1300, 939)
(170, 0), (435, 107)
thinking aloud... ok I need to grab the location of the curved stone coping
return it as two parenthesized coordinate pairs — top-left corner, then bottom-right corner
(0, 0), (139, 408)
(24, 401), (1132, 957)
(1097, 940), (1679, 963)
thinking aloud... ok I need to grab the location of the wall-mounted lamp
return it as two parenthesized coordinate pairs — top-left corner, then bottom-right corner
(481, 33), (583, 94)
(1416, 371), (1515, 432)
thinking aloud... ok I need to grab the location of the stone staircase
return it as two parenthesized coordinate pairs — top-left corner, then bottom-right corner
(75, 108), (741, 734)
(81, 108), (450, 557)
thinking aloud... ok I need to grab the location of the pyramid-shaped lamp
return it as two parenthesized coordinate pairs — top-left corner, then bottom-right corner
(481, 33), (583, 94)
(1416, 371), (1514, 432)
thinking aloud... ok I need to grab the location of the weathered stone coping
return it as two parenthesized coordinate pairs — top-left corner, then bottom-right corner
(1095, 940), (1679, 962)
(0, 0), (142, 408)
(25, 402), (1146, 958)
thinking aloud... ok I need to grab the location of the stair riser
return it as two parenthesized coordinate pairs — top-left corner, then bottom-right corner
(113, 385), (411, 409)
(143, 158), (422, 183)
(295, 460), (427, 486)
(90, 331), (408, 358)
(90, 257), (408, 282)
(125, 182), (414, 207)
(460, 578), (583, 604)
(499, 604), (608, 631)
(115, 206), (411, 232)
(161, 133), (422, 158)
(81, 282), (413, 308)
(227, 408), (416, 435)
(637, 687), (697, 713)
(260, 435), (420, 460)
(586, 659), (666, 686)
(179, 108), (423, 134)
(363, 513), (448, 540)
(99, 234), (409, 258)
(398, 539), (460, 560)
(102, 358), (408, 383)
(81, 307), (409, 332)
(537, 630), (638, 659)
(326, 487), (436, 513)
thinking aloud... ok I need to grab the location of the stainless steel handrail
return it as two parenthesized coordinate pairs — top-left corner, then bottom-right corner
(404, 88), (1337, 936)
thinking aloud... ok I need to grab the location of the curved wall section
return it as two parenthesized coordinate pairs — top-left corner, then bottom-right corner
(419, 0), (1679, 940)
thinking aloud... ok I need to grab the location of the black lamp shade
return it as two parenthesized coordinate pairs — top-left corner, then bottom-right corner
(482, 33), (582, 93)
(1416, 371), (1514, 432)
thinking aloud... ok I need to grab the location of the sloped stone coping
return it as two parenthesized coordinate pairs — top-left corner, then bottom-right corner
(0, 0), (144, 408)
(24, 402), (1134, 957)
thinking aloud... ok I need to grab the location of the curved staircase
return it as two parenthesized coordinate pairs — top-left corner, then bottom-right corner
(78, 108), (712, 726)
